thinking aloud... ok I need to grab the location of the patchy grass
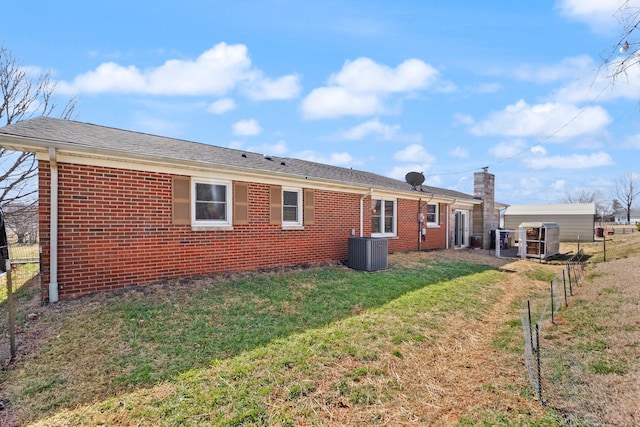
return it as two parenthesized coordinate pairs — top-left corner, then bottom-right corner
(0, 263), (39, 304)
(2, 233), (640, 426)
(541, 233), (640, 425)
(522, 268), (557, 283)
(558, 229), (640, 263)
(1, 259), (498, 423)
(25, 263), (550, 426)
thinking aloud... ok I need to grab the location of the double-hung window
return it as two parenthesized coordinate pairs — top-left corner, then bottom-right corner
(371, 198), (396, 237)
(193, 180), (232, 226)
(282, 188), (302, 226)
(426, 203), (438, 227)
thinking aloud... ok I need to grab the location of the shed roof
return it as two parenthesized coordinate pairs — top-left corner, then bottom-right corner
(504, 203), (595, 216)
(0, 117), (477, 202)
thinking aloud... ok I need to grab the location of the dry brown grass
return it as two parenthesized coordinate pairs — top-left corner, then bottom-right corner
(543, 253), (640, 426)
(1, 236), (639, 426)
(261, 250), (562, 425)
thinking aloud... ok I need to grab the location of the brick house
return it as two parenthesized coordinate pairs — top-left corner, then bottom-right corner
(0, 117), (496, 302)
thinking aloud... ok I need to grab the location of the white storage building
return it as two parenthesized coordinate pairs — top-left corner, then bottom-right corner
(503, 203), (596, 242)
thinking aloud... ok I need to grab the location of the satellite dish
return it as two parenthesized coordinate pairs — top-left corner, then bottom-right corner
(405, 171), (425, 190)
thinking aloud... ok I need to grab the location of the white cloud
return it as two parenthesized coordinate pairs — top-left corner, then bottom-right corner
(243, 74), (301, 100)
(524, 151), (615, 169)
(232, 119), (261, 136)
(384, 144), (436, 181)
(512, 55), (595, 84)
(489, 140), (529, 159)
(248, 140), (289, 156)
(469, 99), (611, 140)
(58, 42), (300, 100)
(453, 113), (475, 126)
(393, 144), (436, 164)
(207, 98), (236, 114)
(387, 164), (431, 181)
(448, 176), (470, 193)
(301, 87), (384, 119)
(301, 57), (442, 119)
(530, 145), (547, 155)
(329, 58), (439, 93)
(449, 146), (469, 158)
(556, 0), (631, 33)
(295, 150), (360, 167)
(340, 119), (401, 141)
(555, 58), (640, 103)
(552, 179), (566, 190)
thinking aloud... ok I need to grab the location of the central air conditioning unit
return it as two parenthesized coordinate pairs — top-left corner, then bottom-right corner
(348, 237), (388, 272)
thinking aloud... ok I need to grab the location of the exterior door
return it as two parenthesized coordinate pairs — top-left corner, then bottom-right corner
(454, 210), (469, 248)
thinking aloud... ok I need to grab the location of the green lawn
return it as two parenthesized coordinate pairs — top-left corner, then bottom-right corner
(1, 255), (566, 426)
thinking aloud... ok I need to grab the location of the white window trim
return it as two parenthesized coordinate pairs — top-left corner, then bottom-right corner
(427, 203), (439, 228)
(192, 179), (232, 228)
(371, 198), (397, 237)
(282, 187), (303, 228)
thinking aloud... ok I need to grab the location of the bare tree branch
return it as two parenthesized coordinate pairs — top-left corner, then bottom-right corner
(616, 173), (640, 223)
(0, 45), (79, 207)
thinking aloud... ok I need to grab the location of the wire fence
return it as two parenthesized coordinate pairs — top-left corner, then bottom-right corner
(521, 249), (587, 405)
(1, 241), (41, 291)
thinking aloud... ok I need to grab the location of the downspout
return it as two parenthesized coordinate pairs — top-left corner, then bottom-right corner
(447, 199), (456, 249)
(359, 188), (373, 237)
(418, 199), (423, 252)
(48, 147), (59, 303)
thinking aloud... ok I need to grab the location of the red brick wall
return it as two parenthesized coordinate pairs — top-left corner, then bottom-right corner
(390, 199), (447, 253)
(38, 162), (448, 300)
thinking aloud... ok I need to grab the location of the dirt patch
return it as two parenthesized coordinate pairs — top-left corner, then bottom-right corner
(302, 253), (555, 425)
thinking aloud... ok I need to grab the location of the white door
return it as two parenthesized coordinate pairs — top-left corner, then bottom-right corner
(454, 210), (470, 248)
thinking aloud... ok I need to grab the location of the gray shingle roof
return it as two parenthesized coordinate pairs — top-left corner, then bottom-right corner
(0, 117), (476, 201)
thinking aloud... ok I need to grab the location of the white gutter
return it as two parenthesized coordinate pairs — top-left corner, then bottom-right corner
(48, 147), (59, 303)
(359, 188), (373, 237)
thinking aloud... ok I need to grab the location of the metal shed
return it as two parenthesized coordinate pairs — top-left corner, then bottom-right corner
(503, 203), (595, 242)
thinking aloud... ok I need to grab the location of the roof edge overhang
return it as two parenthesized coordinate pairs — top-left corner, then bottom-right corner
(0, 133), (477, 204)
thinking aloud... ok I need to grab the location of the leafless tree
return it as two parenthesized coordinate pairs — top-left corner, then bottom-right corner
(605, 2), (640, 81)
(0, 45), (78, 208)
(616, 173), (640, 223)
(564, 189), (608, 220)
(2, 202), (38, 244)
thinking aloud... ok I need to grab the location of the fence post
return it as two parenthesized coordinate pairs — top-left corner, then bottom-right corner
(550, 281), (555, 325)
(527, 301), (534, 355)
(566, 262), (572, 294)
(535, 324), (543, 405)
(603, 237), (606, 262)
(6, 260), (16, 360)
(562, 272), (568, 307)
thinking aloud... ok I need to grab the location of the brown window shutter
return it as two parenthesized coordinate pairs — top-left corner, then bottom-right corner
(269, 185), (282, 224)
(233, 182), (249, 225)
(172, 176), (191, 225)
(303, 189), (315, 225)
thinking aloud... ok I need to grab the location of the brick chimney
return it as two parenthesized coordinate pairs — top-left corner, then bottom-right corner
(473, 167), (499, 249)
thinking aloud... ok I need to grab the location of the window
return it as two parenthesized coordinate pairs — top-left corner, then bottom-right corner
(282, 188), (302, 226)
(371, 198), (396, 236)
(192, 180), (231, 226)
(426, 203), (438, 226)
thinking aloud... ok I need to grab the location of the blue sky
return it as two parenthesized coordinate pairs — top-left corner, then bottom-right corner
(3, 0), (640, 206)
